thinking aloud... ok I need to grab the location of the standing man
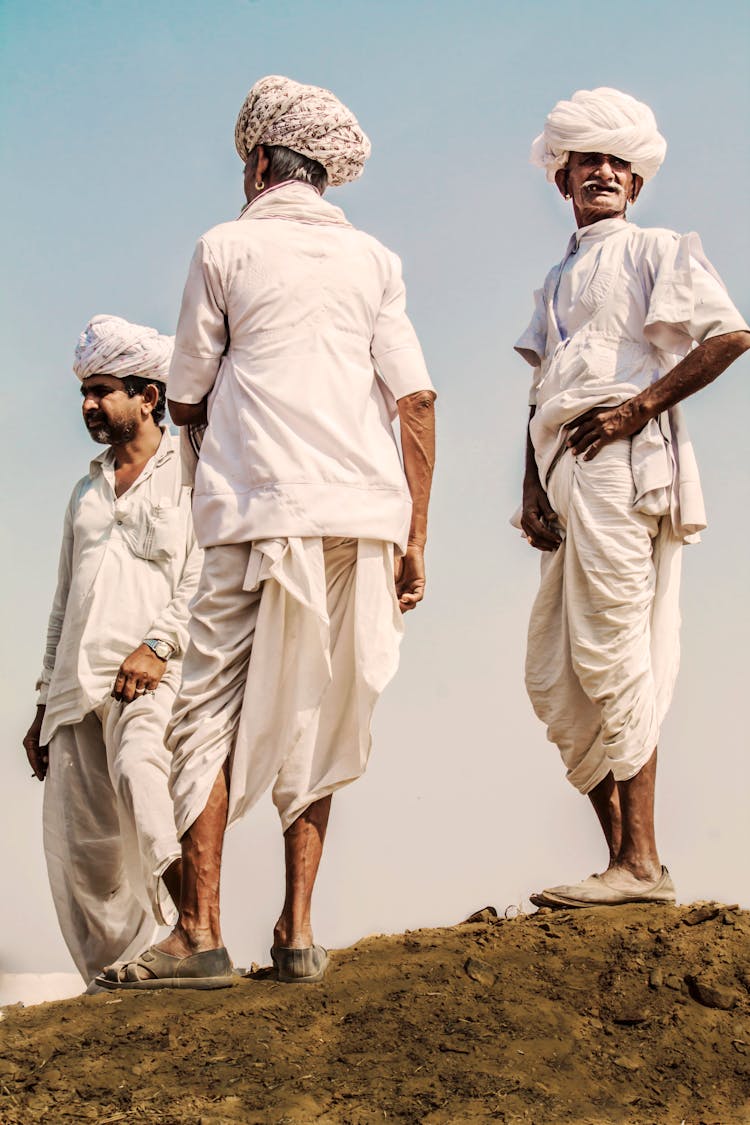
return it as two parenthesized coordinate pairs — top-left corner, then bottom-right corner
(98, 76), (435, 990)
(516, 87), (749, 908)
(23, 315), (201, 985)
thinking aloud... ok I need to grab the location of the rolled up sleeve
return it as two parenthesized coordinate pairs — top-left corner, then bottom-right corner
(371, 252), (434, 401)
(169, 238), (228, 405)
(644, 232), (749, 353)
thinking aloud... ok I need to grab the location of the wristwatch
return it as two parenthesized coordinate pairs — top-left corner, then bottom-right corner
(143, 638), (174, 661)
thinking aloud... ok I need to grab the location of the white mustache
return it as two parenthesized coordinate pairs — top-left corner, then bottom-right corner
(582, 179), (621, 191)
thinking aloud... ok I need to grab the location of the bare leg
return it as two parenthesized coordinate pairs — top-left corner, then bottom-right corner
(157, 762), (230, 957)
(273, 796), (332, 949)
(604, 747), (661, 884)
(587, 772), (622, 865)
(162, 858), (182, 911)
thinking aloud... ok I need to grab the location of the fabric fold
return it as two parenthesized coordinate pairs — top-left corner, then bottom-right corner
(169, 536), (403, 839)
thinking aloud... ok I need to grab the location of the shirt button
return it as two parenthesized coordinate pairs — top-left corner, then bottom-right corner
(116, 519), (123, 526)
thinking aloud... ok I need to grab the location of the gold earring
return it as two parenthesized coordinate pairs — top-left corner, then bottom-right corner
(255, 178), (265, 191)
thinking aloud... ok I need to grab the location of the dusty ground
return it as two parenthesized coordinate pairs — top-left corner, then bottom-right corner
(1, 902), (749, 1124)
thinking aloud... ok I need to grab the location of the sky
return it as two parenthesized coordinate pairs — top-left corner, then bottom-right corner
(1, 0), (748, 980)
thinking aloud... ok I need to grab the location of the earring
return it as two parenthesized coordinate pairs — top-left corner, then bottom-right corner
(255, 178), (265, 191)
(564, 193), (571, 200)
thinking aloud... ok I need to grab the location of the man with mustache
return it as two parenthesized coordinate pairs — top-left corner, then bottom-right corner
(516, 88), (749, 907)
(22, 315), (201, 987)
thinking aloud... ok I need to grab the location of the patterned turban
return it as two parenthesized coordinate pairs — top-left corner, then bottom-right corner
(530, 87), (667, 183)
(73, 314), (174, 384)
(234, 75), (371, 187)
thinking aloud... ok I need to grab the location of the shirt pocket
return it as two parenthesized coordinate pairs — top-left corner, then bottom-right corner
(578, 262), (618, 317)
(130, 501), (182, 562)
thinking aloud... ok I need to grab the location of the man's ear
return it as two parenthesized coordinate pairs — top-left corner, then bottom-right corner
(255, 143), (270, 181)
(141, 383), (159, 417)
(630, 173), (644, 204)
(554, 167), (570, 200)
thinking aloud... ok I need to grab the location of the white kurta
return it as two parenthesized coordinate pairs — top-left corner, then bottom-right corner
(516, 220), (748, 790)
(37, 429), (201, 979)
(168, 181), (434, 553)
(38, 429), (202, 742)
(516, 219), (748, 540)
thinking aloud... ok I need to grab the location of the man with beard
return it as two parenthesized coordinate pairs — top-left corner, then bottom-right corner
(516, 87), (749, 908)
(23, 314), (201, 987)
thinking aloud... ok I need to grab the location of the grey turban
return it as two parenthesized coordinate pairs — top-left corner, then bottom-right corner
(530, 86), (667, 183)
(73, 314), (174, 384)
(234, 74), (371, 187)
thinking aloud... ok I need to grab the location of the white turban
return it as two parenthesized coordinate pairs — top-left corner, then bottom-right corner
(234, 75), (371, 187)
(73, 314), (174, 384)
(530, 87), (667, 183)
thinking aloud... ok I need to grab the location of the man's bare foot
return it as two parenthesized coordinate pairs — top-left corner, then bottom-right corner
(273, 920), (314, 950)
(600, 863), (663, 891)
(155, 923), (223, 959)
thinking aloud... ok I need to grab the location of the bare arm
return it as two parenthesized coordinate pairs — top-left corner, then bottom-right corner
(521, 407), (562, 552)
(168, 399), (208, 428)
(568, 331), (750, 459)
(395, 389), (436, 612)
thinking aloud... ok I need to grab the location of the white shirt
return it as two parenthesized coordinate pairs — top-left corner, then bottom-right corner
(514, 219), (748, 538)
(168, 181), (434, 553)
(37, 429), (202, 743)
(517, 218), (748, 405)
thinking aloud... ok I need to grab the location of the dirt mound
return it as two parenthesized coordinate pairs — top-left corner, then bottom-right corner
(1, 902), (749, 1124)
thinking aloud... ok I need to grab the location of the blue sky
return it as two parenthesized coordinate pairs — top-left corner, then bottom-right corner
(1, 0), (748, 974)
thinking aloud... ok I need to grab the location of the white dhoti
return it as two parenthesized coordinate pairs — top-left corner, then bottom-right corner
(525, 440), (683, 794)
(42, 685), (181, 982)
(168, 536), (403, 837)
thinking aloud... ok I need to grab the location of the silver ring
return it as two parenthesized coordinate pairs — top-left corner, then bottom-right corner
(134, 688), (146, 696)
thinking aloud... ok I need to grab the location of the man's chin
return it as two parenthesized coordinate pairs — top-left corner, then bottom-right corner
(86, 426), (111, 444)
(583, 202), (626, 223)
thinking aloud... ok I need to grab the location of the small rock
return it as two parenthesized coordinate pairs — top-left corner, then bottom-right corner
(613, 1054), (642, 1072)
(683, 903), (722, 926)
(612, 1008), (651, 1025)
(461, 906), (499, 925)
(649, 967), (664, 989)
(665, 974), (684, 991)
(723, 912), (737, 926)
(685, 975), (738, 1010)
(464, 956), (497, 987)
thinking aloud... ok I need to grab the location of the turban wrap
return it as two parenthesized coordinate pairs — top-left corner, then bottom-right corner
(234, 75), (371, 187)
(73, 314), (174, 384)
(530, 87), (667, 184)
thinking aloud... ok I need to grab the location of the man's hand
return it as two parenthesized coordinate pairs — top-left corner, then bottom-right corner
(395, 543), (426, 613)
(23, 705), (49, 780)
(566, 401), (647, 460)
(521, 478), (562, 552)
(111, 644), (167, 704)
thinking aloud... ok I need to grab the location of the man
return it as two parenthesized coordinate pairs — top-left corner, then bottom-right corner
(97, 76), (435, 990)
(23, 315), (201, 985)
(516, 87), (750, 908)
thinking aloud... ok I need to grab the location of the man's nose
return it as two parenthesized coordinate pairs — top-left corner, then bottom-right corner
(593, 158), (615, 180)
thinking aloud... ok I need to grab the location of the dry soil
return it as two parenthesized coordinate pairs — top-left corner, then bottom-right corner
(1, 902), (749, 1124)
